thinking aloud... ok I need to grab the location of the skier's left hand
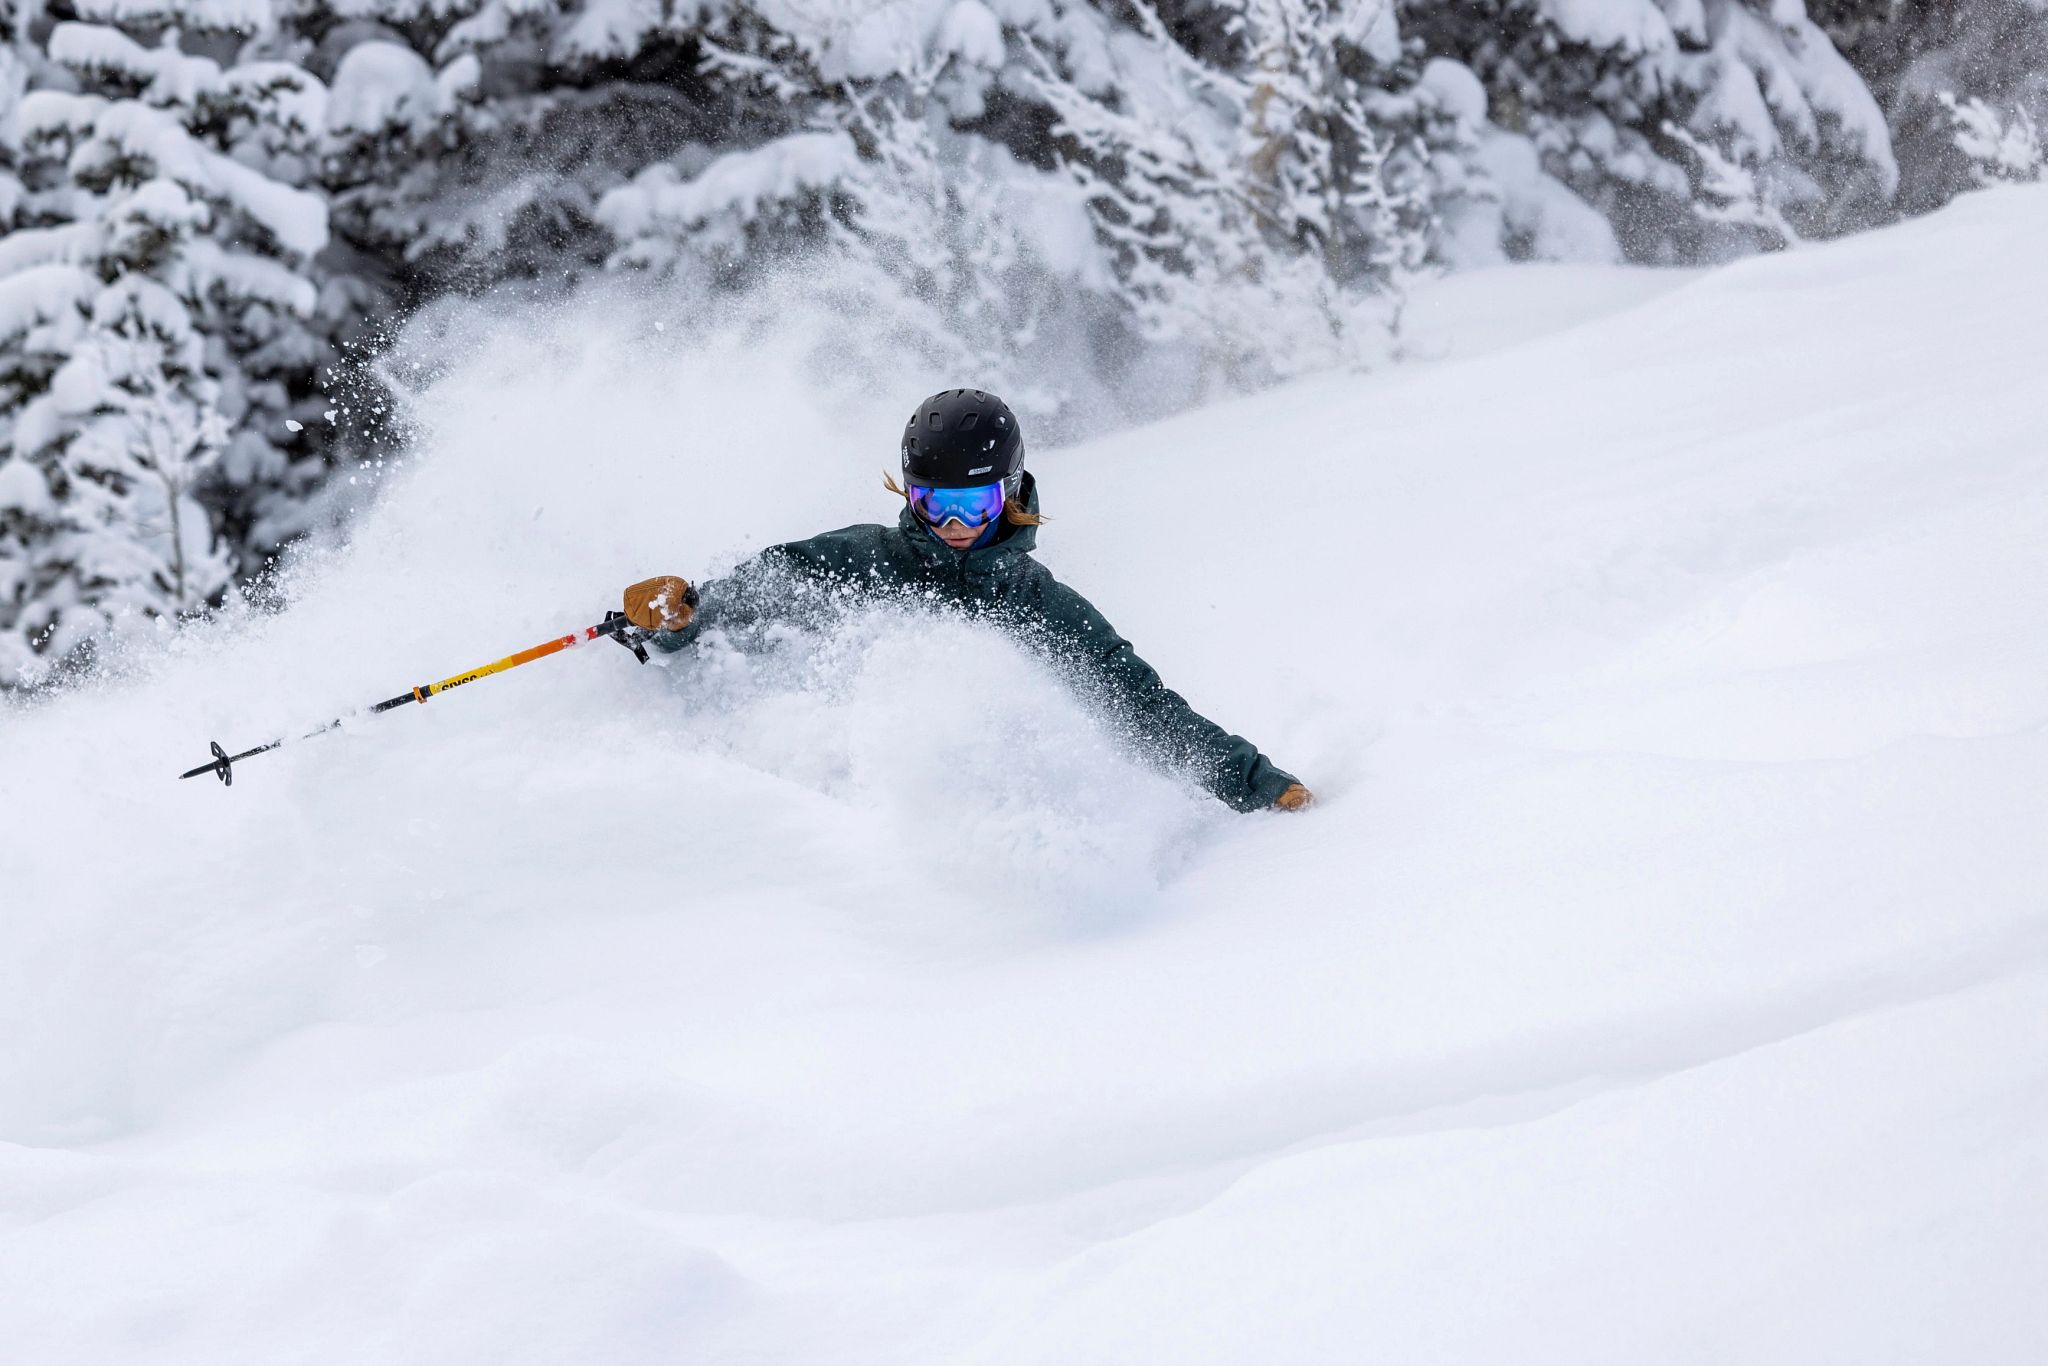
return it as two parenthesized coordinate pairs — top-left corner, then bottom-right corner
(1273, 783), (1313, 812)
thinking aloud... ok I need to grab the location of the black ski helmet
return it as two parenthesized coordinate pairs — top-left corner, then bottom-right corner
(901, 389), (1023, 489)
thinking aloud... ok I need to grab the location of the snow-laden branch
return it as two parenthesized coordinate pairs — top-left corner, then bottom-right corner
(1938, 93), (2045, 186)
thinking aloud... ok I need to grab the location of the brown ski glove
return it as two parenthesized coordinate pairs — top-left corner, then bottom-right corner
(622, 575), (698, 633)
(1272, 783), (1313, 812)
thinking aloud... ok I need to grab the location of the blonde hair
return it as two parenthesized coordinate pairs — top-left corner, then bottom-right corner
(884, 470), (1044, 526)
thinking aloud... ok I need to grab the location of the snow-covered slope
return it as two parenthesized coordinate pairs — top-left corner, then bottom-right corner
(5, 188), (2047, 1364)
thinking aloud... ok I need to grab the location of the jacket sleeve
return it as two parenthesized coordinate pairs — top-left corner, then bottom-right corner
(1026, 574), (1299, 812)
(647, 527), (886, 654)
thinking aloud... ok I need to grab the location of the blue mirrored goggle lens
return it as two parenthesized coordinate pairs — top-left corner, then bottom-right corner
(907, 481), (1006, 529)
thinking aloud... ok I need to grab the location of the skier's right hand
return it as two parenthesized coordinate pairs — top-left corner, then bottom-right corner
(623, 575), (698, 632)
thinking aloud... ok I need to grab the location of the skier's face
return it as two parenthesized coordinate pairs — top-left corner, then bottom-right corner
(933, 520), (985, 550)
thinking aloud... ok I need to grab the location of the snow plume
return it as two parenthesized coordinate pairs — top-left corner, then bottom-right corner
(0, 283), (1219, 1142)
(662, 602), (1213, 927)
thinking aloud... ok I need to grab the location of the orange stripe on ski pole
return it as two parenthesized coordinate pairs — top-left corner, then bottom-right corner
(424, 631), (586, 698)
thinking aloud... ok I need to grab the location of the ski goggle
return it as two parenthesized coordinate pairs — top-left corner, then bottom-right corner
(906, 480), (1007, 529)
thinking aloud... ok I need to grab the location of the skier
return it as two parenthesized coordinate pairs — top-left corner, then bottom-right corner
(621, 389), (1312, 812)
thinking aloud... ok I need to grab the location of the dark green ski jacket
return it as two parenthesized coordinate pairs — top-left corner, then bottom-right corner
(650, 474), (1298, 810)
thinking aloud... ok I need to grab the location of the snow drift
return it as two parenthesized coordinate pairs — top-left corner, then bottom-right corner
(3, 187), (2047, 1363)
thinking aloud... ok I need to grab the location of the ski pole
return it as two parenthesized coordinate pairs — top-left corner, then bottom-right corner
(178, 611), (654, 787)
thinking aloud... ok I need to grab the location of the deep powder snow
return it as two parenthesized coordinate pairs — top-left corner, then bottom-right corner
(2, 188), (2046, 1364)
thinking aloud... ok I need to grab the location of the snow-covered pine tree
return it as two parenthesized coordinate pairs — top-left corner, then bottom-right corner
(0, 26), (67, 681)
(1402, 0), (1897, 260)
(829, 69), (1082, 417)
(1814, 0), (2048, 213)
(313, 0), (718, 300)
(597, 0), (1103, 427)
(1015, 0), (1454, 385)
(41, 286), (236, 638)
(1231, 0), (1442, 360)
(316, 30), (489, 343)
(1017, 2), (1281, 387)
(53, 6), (338, 549)
(0, 2), (330, 678)
(1238, 0), (1387, 279)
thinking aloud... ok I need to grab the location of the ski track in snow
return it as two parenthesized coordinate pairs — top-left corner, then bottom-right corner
(4, 188), (2048, 1363)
